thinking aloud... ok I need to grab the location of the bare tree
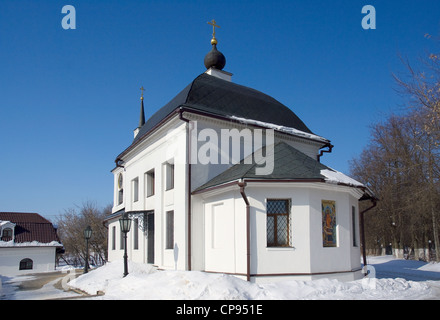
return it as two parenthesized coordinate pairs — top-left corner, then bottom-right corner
(393, 44), (440, 261)
(351, 43), (440, 261)
(56, 201), (110, 267)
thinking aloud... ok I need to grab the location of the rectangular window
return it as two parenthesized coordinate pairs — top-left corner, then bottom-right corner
(352, 206), (357, 247)
(145, 169), (155, 197)
(132, 177), (139, 202)
(118, 189), (123, 205)
(266, 199), (291, 247)
(133, 218), (139, 250)
(166, 210), (174, 249)
(112, 226), (116, 250)
(1, 228), (13, 241)
(165, 161), (174, 190)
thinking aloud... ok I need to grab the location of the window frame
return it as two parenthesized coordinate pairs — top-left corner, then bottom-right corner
(352, 206), (358, 247)
(165, 210), (174, 250)
(266, 199), (292, 248)
(132, 177), (139, 202)
(117, 173), (124, 205)
(133, 218), (139, 250)
(165, 161), (175, 191)
(145, 169), (155, 197)
(1, 228), (13, 241)
(19, 258), (33, 270)
(112, 226), (116, 250)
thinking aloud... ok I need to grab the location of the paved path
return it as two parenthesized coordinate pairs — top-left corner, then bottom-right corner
(373, 259), (440, 281)
(1, 270), (86, 300)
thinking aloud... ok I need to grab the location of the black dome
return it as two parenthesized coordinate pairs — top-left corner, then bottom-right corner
(204, 45), (226, 70)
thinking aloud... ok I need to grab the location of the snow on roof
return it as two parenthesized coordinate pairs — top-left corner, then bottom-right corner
(0, 240), (62, 247)
(230, 116), (330, 143)
(0, 220), (15, 227)
(320, 168), (365, 187)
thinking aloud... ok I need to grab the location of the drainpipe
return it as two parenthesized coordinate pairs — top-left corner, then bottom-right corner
(238, 180), (250, 282)
(360, 199), (377, 275)
(317, 142), (334, 162)
(179, 108), (192, 271)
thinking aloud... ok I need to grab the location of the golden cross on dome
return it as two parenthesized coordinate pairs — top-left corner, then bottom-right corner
(207, 19), (220, 45)
(140, 86), (145, 100)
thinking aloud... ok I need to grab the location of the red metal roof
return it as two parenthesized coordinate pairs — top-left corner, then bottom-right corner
(0, 212), (61, 245)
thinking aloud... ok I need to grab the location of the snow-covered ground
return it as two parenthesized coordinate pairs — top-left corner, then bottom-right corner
(1, 256), (439, 300)
(66, 256), (440, 300)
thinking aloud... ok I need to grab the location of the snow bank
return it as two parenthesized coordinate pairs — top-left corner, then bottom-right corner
(69, 260), (157, 296)
(68, 260), (437, 300)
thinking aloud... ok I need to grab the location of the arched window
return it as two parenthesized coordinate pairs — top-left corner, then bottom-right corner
(1, 228), (13, 241)
(19, 258), (33, 270)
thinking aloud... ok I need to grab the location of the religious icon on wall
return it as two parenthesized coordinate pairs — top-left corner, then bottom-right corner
(322, 200), (337, 247)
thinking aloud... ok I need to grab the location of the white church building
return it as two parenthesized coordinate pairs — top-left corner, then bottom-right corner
(105, 25), (376, 283)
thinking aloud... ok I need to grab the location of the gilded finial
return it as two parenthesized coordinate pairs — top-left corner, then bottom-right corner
(207, 19), (220, 45)
(140, 86), (145, 100)
(204, 19), (226, 70)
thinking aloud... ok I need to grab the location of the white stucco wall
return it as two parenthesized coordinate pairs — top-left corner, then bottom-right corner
(0, 246), (57, 276)
(308, 186), (362, 279)
(109, 117), (188, 270)
(199, 190), (247, 276)
(248, 184), (312, 277)
(194, 182), (363, 283)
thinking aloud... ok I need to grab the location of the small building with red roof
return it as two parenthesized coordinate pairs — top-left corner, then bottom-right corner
(0, 212), (63, 276)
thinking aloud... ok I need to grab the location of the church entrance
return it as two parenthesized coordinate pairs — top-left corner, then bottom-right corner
(145, 211), (154, 264)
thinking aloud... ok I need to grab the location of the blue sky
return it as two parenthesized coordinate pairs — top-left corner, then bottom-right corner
(1, 0), (439, 221)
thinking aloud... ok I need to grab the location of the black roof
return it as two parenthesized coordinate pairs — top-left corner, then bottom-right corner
(193, 142), (377, 200)
(129, 73), (314, 147)
(194, 142), (330, 192)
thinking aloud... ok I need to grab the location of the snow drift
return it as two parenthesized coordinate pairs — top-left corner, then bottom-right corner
(68, 258), (438, 300)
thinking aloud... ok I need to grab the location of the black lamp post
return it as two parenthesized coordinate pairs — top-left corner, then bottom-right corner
(83, 226), (92, 274)
(119, 213), (131, 277)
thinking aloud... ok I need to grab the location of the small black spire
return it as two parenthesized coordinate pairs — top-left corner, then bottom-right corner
(139, 98), (145, 127)
(139, 86), (146, 127)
